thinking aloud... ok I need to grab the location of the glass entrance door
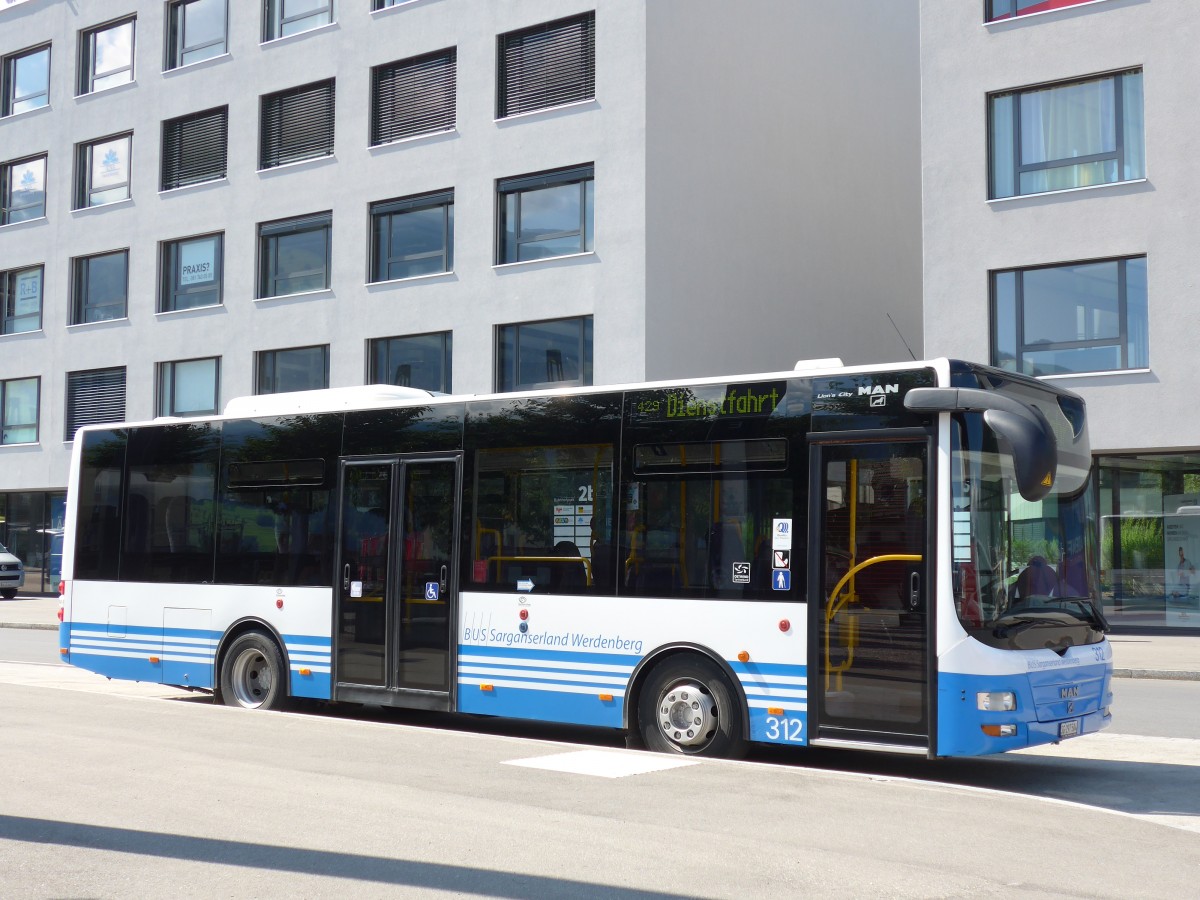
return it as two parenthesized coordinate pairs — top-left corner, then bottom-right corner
(336, 456), (459, 697)
(813, 440), (930, 744)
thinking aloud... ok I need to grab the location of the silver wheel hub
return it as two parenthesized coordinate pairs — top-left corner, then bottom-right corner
(230, 647), (275, 708)
(657, 681), (716, 747)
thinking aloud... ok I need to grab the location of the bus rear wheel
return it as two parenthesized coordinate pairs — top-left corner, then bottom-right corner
(638, 655), (746, 759)
(219, 632), (287, 711)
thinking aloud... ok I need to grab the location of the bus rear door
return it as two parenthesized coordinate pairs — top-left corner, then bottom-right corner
(334, 454), (461, 708)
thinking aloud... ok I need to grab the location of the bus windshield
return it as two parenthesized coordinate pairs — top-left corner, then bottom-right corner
(951, 410), (1106, 650)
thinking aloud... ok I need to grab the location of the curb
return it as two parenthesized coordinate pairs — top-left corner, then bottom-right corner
(2, 622), (56, 631)
(1112, 667), (1200, 682)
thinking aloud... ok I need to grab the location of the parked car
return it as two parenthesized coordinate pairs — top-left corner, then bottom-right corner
(0, 542), (24, 599)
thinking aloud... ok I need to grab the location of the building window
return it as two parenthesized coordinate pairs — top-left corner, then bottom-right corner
(79, 17), (136, 95)
(159, 357), (219, 416)
(161, 234), (223, 311)
(370, 332), (452, 393)
(370, 190), (453, 282)
(1, 377), (39, 445)
(2, 44), (51, 117)
(497, 317), (592, 392)
(166, 0), (227, 70)
(66, 367), (126, 440)
(372, 0), (410, 8)
(75, 133), (132, 208)
(162, 106), (228, 191)
(260, 79), (335, 169)
(263, 0), (334, 42)
(992, 255), (1147, 377)
(256, 345), (329, 394)
(987, 0), (1096, 22)
(498, 12), (595, 118)
(258, 213), (331, 298)
(990, 70), (1144, 199)
(1, 155), (47, 225)
(2, 265), (43, 334)
(497, 165), (593, 264)
(72, 250), (129, 324)
(370, 49), (456, 146)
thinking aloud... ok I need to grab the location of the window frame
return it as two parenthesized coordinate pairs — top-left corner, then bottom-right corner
(263, 0), (335, 42)
(259, 79), (336, 170)
(497, 11), (596, 119)
(1, 154), (48, 225)
(78, 16), (136, 95)
(2, 265), (44, 334)
(255, 344), (330, 395)
(369, 48), (457, 146)
(496, 164), (594, 265)
(161, 105), (228, 191)
(988, 69), (1144, 200)
(2, 43), (51, 117)
(75, 132), (133, 209)
(65, 366), (126, 441)
(989, 254), (1148, 377)
(985, 0), (1100, 22)
(257, 212), (332, 299)
(368, 331), (453, 393)
(0, 376), (40, 445)
(369, 190), (454, 283)
(496, 316), (593, 392)
(71, 249), (130, 325)
(158, 356), (220, 417)
(160, 232), (224, 312)
(165, 0), (228, 70)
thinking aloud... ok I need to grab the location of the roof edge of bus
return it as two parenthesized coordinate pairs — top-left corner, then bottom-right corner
(221, 385), (439, 418)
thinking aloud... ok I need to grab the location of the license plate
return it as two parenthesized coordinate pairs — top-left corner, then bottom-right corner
(1059, 719), (1080, 739)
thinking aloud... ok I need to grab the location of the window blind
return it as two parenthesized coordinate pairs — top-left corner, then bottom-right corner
(260, 79), (335, 169)
(498, 12), (594, 118)
(162, 106), (228, 190)
(67, 368), (126, 440)
(371, 49), (456, 145)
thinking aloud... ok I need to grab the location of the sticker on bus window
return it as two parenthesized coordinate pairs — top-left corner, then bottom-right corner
(732, 562), (751, 584)
(350, 581), (363, 598)
(773, 518), (793, 551)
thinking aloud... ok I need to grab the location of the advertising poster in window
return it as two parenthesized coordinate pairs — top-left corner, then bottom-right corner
(14, 269), (40, 317)
(91, 137), (129, 189)
(1163, 494), (1200, 626)
(180, 239), (216, 286)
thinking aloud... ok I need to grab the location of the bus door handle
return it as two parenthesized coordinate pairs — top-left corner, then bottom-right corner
(439, 564), (448, 594)
(343, 563), (350, 591)
(909, 571), (920, 610)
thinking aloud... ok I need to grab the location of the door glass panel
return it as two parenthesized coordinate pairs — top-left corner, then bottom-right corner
(338, 464), (392, 687)
(818, 442), (928, 737)
(396, 461), (455, 690)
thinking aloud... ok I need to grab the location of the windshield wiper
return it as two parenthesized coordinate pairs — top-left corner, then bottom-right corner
(1057, 597), (1111, 633)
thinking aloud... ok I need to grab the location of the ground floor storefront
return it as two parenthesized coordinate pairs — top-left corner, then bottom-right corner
(0, 491), (66, 596)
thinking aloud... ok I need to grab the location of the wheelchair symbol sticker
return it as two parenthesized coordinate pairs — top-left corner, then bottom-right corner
(425, 582), (439, 601)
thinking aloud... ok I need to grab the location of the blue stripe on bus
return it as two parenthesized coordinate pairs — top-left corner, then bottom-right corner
(457, 681), (623, 728)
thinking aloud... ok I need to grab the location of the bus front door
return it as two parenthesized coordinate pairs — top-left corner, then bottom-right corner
(335, 456), (460, 708)
(810, 439), (932, 752)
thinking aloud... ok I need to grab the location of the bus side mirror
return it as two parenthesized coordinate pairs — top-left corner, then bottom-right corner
(904, 387), (1057, 502)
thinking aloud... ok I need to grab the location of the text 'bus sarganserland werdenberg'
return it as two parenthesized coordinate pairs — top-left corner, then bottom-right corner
(58, 357), (1111, 758)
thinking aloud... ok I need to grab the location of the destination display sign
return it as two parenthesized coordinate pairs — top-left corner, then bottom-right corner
(629, 381), (788, 424)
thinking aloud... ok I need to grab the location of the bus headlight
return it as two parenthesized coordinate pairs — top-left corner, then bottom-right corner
(977, 691), (1016, 711)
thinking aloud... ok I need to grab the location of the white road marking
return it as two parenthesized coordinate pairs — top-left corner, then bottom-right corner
(503, 749), (700, 778)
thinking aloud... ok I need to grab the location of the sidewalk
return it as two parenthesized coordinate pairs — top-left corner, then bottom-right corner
(2, 594), (1196, 680)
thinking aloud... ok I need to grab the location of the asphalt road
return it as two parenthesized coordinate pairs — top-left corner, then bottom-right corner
(2, 626), (1200, 897)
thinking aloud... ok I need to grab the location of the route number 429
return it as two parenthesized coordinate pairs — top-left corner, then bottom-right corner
(764, 716), (804, 742)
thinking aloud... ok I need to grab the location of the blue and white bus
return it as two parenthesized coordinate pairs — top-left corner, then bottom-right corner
(59, 358), (1111, 758)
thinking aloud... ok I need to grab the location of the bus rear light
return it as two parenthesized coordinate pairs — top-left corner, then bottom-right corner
(57, 606), (64, 622)
(981, 724), (1017, 737)
(480, 683), (493, 692)
(767, 707), (784, 716)
(59, 580), (67, 596)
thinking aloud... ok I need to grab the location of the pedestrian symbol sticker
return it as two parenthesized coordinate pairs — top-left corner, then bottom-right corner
(425, 582), (439, 600)
(773, 550), (790, 570)
(773, 570), (791, 591)
(732, 562), (751, 584)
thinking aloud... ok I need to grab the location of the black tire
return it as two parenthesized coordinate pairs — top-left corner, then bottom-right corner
(218, 632), (288, 711)
(0, 589), (16, 600)
(637, 655), (747, 759)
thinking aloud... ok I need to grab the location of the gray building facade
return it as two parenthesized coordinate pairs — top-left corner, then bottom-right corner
(1, 0), (922, 592)
(922, 0), (1200, 630)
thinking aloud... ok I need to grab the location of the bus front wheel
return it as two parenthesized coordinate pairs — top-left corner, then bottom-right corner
(219, 632), (287, 711)
(638, 656), (746, 759)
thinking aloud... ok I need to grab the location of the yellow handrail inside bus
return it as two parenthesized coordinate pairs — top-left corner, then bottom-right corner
(824, 553), (922, 691)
